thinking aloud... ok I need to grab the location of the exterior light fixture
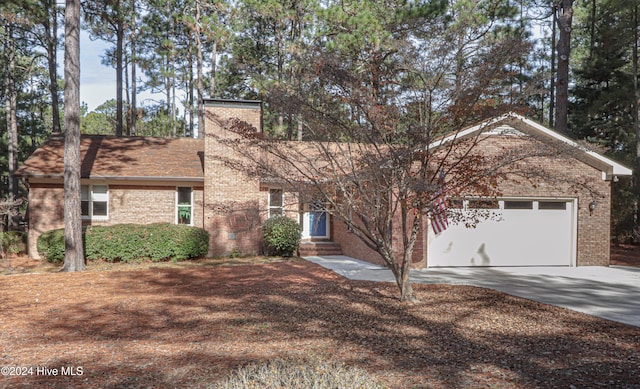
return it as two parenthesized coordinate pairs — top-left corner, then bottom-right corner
(589, 200), (596, 216)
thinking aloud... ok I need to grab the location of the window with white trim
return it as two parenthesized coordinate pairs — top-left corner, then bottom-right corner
(268, 189), (284, 218)
(81, 184), (109, 220)
(176, 187), (193, 225)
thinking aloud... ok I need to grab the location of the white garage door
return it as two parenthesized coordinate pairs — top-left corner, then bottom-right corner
(427, 199), (575, 267)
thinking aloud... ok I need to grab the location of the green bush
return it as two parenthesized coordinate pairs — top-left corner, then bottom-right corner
(262, 216), (302, 257)
(37, 223), (209, 263)
(213, 356), (386, 389)
(37, 229), (66, 263)
(0, 231), (26, 255)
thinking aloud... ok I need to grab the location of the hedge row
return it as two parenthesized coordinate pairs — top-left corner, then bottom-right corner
(37, 223), (209, 263)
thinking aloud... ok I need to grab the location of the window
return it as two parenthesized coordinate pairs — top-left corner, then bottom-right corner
(448, 198), (464, 209)
(176, 187), (193, 225)
(81, 184), (109, 220)
(504, 200), (533, 210)
(268, 189), (284, 217)
(539, 201), (567, 210)
(468, 199), (499, 209)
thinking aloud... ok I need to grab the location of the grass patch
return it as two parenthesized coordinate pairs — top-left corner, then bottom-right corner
(213, 356), (387, 389)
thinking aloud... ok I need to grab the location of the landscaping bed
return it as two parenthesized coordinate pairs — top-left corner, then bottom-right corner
(1, 257), (639, 388)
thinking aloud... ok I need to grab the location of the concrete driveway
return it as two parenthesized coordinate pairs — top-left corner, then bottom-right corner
(304, 255), (640, 328)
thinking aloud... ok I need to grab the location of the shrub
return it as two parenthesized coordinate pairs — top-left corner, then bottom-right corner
(262, 216), (302, 257)
(85, 224), (144, 262)
(38, 223), (209, 263)
(37, 229), (66, 263)
(0, 231), (26, 255)
(213, 356), (386, 389)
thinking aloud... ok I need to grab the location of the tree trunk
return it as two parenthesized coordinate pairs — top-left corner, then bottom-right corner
(549, 4), (557, 129)
(124, 49), (130, 131)
(589, 0), (596, 60)
(389, 255), (416, 302)
(172, 78), (177, 137)
(130, 0), (137, 136)
(62, 0), (85, 272)
(4, 25), (19, 207)
(555, 0), (573, 135)
(195, 0), (205, 139)
(116, 7), (124, 137)
(45, 0), (61, 134)
(399, 204), (422, 303)
(170, 22), (176, 137)
(633, 5), (640, 236)
(210, 40), (217, 97)
(634, 5), (640, 160)
(7, 76), (18, 203)
(188, 53), (194, 137)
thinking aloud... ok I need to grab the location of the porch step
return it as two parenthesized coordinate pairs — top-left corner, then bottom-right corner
(298, 241), (343, 257)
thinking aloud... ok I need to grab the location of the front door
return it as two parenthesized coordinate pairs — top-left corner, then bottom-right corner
(302, 202), (330, 239)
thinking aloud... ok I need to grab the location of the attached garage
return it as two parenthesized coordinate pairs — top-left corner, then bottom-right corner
(428, 198), (576, 267)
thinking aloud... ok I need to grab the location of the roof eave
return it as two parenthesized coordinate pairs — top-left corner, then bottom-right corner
(23, 174), (204, 182)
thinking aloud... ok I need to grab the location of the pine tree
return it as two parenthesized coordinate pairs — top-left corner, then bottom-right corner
(62, 0), (85, 271)
(555, 0), (574, 134)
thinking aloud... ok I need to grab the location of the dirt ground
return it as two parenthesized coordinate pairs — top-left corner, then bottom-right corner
(1, 250), (639, 388)
(3, 243), (639, 275)
(610, 243), (640, 267)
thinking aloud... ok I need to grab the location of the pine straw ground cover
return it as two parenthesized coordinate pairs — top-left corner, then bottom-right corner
(1, 257), (639, 388)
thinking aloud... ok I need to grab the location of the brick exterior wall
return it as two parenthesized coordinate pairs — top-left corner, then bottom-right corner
(203, 100), (266, 256)
(27, 183), (64, 259)
(332, 219), (384, 265)
(26, 181), (204, 259)
(332, 207), (427, 268)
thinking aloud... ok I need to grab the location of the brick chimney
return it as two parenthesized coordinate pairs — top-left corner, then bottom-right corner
(203, 99), (264, 256)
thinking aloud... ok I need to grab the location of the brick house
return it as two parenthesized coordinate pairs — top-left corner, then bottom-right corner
(16, 99), (632, 267)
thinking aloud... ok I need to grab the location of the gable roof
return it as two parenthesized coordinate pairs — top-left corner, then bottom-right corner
(429, 112), (633, 179)
(16, 135), (204, 181)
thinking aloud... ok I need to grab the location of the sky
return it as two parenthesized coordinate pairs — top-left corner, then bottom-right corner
(71, 31), (161, 112)
(77, 32), (115, 111)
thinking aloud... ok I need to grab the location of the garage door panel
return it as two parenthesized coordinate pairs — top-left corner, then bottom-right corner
(428, 200), (574, 267)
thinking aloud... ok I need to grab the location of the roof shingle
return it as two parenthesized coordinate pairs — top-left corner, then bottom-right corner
(16, 135), (204, 181)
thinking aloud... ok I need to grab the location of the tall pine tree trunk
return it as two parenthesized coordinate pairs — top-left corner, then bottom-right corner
(124, 50), (130, 130)
(549, 4), (557, 128)
(555, 0), (573, 135)
(45, 0), (61, 134)
(62, 0), (85, 272)
(195, 0), (205, 139)
(116, 14), (124, 136)
(633, 5), (640, 237)
(130, 0), (137, 136)
(210, 40), (217, 97)
(4, 24), (19, 209)
(634, 5), (640, 160)
(188, 53), (194, 136)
